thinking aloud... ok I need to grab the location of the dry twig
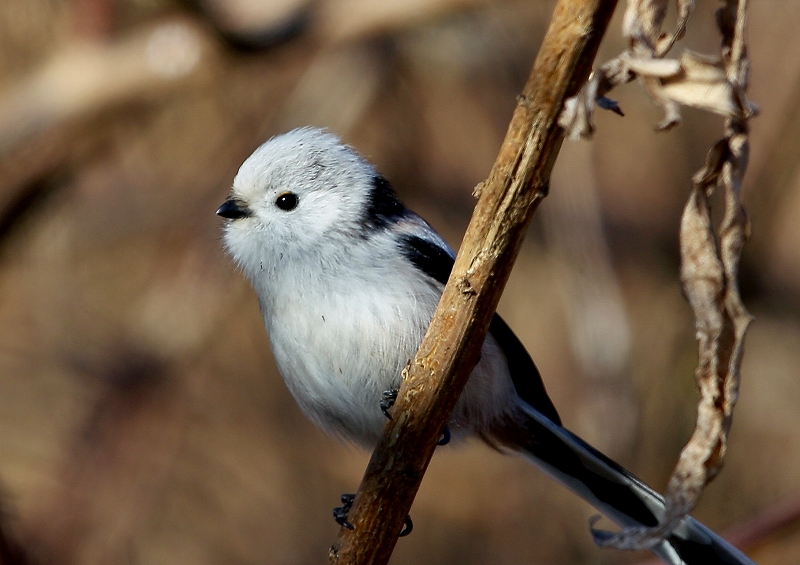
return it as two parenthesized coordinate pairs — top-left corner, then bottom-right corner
(559, 0), (757, 138)
(326, 0), (619, 563)
(563, 0), (756, 552)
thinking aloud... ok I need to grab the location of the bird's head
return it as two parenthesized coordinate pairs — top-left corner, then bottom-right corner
(217, 127), (403, 280)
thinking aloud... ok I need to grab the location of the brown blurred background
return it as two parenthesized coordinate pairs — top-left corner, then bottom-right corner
(0, 0), (797, 564)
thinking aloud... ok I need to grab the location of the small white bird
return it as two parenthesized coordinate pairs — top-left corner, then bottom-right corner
(217, 127), (753, 565)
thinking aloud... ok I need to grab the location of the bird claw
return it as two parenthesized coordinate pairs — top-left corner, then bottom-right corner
(380, 389), (398, 420)
(332, 492), (414, 538)
(382, 389), (449, 445)
(333, 493), (355, 530)
(399, 514), (413, 537)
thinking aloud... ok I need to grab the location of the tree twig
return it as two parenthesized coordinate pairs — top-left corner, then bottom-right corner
(326, 0), (619, 563)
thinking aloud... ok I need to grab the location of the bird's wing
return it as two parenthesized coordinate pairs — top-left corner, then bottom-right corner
(394, 215), (561, 424)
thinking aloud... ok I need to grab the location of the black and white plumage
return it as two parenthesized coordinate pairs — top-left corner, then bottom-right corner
(217, 127), (754, 565)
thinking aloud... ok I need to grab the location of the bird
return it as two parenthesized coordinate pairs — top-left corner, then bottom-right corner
(216, 127), (754, 565)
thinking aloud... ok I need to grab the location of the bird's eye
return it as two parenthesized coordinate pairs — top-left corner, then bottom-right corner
(275, 192), (298, 211)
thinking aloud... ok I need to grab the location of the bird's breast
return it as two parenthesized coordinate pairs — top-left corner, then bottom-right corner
(263, 274), (440, 445)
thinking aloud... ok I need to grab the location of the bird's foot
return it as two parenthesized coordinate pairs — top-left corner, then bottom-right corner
(382, 388), (448, 446)
(332, 492), (414, 537)
(333, 493), (355, 530)
(400, 514), (413, 537)
(380, 389), (398, 420)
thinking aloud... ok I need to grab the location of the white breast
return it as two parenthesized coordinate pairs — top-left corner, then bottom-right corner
(256, 241), (519, 447)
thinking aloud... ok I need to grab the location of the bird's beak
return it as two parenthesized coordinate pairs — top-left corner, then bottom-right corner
(216, 199), (252, 219)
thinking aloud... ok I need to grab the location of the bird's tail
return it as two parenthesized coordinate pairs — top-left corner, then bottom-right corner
(489, 403), (755, 565)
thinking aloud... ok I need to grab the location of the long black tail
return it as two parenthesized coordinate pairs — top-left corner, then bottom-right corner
(508, 403), (755, 565)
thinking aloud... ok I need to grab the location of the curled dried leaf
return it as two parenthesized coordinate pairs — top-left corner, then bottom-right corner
(622, 0), (670, 49)
(558, 60), (632, 140)
(654, 0), (695, 55)
(637, 73), (683, 130)
(559, 82), (599, 140)
(560, 48), (757, 139)
(691, 138), (729, 186)
(660, 51), (741, 117)
(624, 56), (682, 77)
(662, 132), (752, 522)
(622, 0), (695, 55)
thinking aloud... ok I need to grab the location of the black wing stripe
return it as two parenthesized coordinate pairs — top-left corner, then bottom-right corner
(488, 315), (561, 425)
(360, 174), (406, 232)
(399, 234), (453, 286)
(399, 233), (561, 425)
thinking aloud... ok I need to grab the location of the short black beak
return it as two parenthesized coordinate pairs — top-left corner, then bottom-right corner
(216, 199), (251, 219)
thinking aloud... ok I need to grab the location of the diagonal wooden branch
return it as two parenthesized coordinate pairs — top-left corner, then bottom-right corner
(327, 0), (619, 563)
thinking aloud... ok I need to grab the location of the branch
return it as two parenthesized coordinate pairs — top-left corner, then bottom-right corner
(327, 0), (619, 563)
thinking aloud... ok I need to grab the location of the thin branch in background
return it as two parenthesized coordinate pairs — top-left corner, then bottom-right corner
(723, 493), (800, 553)
(326, 0), (619, 563)
(559, 0), (756, 552)
(633, 493), (800, 565)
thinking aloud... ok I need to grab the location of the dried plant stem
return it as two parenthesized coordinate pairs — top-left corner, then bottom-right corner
(593, 0), (754, 552)
(661, 0), (752, 523)
(663, 0), (752, 521)
(325, 0), (619, 564)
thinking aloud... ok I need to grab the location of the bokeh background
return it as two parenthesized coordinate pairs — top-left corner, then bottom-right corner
(0, 0), (797, 564)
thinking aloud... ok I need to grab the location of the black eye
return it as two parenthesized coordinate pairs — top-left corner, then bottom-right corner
(275, 192), (298, 211)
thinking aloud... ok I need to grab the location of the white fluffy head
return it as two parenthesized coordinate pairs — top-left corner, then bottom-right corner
(220, 128), (381, 280)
